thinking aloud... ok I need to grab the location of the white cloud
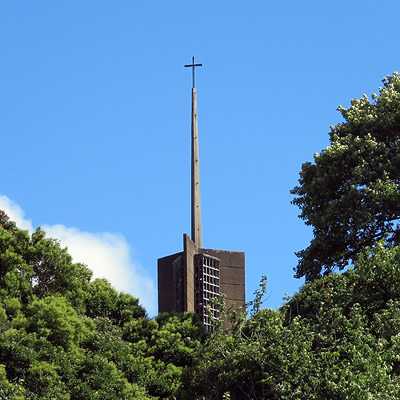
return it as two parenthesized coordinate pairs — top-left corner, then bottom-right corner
(0, 195), (34, 232)
(0, 195), (156, 316)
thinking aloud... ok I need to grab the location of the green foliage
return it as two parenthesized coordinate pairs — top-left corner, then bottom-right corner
(291, 72), (400, 280)
(27, 228), (93, 307)
(0, 364), (25, 399)
(25, 361), (70, 399)
(0, 212), (211, 399)
(85, 278), (145, 324)
(1, 211), (400, 400)
(182, 248), (400, 399)
(0, 210), (16, 233)
(122, 312), (206, 398)
(26, 295), (89, 349)
(0, 214), (169, 398)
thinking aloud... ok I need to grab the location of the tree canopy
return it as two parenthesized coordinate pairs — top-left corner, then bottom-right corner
(0, 212), (206, 399)
(291, 72), (400, 281)
(3, 203), (400, 398)
(183, 243), (400, 399)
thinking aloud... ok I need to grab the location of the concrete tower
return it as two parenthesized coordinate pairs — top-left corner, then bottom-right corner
(157, 58), (245, 330)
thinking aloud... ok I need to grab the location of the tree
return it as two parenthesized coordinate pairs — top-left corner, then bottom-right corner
(26, 227), (93, 306)
(184, 246), (400, 400)
(25, 295), (88, 350)
(0, 215), (157, 398)
(291, 72), (400, 281)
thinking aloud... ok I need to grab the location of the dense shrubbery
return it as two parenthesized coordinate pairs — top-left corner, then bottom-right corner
(186, 244), (400, 399)
(0, 212), (205, 399)
(3, 218), (400, 399)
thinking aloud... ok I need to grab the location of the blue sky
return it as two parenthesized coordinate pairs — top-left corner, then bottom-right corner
(1, 2), (400, 316)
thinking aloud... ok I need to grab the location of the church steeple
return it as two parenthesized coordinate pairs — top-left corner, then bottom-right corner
(185, 57), (203, 248)
(157, 58), (245, 329)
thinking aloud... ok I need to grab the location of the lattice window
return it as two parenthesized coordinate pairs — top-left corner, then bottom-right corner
(194, 254), (220, 331)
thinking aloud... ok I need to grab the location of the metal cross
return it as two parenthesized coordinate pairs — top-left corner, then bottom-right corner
(184, 56), (202, 88)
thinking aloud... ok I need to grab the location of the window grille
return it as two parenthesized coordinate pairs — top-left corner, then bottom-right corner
(194, 254), (220, 331)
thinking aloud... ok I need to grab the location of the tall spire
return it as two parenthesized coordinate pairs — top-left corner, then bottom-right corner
(185, 57), (203, 248)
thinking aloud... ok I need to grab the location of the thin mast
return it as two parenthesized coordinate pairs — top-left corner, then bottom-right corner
(184, 57), (203, 247)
